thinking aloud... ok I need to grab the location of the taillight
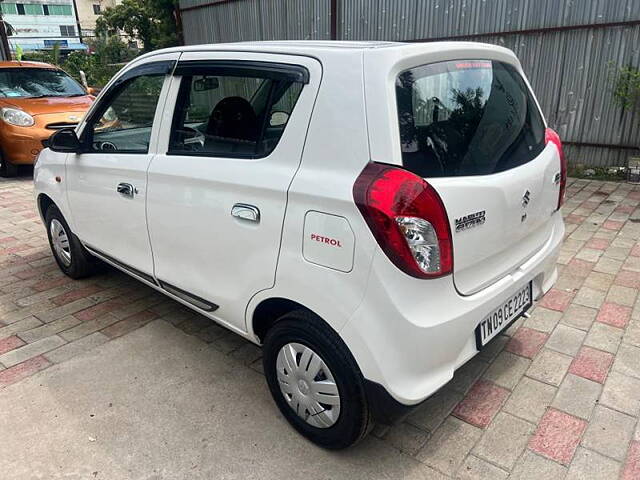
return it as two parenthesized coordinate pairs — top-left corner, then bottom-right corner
(353, 162), (453, 279)
(546, 128), (566, 210)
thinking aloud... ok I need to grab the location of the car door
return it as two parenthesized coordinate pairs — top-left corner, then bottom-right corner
(66, 53), (179, 279)
(146, 51), (321, 332)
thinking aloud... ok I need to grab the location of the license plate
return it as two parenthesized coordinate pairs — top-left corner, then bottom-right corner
(475, 282), (533, 350)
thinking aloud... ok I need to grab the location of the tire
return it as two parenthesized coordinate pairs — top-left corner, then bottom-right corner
(45, 204), (99, 279)
(263, 310), (373, 449)
(0, 152), (18, 177)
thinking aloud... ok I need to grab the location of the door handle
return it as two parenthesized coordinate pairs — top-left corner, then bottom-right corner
(117, 182), (136, 198)
(231, 203), (260, 223)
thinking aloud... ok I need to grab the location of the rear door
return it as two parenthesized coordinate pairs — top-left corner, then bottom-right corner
(392, 58), (561, 295)
(146, 52), (321, 331)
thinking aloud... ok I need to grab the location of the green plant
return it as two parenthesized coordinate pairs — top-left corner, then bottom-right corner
(96, 0), (179, 53)
(612, 65), (640, 111)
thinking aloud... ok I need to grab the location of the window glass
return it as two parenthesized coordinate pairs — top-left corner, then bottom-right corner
(0, 68), (85, 98)
(396, 60), (545, 178)
(49, 4), (72, 15)
(59, 25), (75, 36)
(0, 3), (18, 14)
(16, 4), (25, 14)
(85, 75), (164, 154)
(24, 3), (43, 14)
(169, 72), (303, 158)
(92, 4), (100, 14)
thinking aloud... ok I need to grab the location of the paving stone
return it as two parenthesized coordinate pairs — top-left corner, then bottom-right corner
(622, 441), (640, 480)
(599, 371), (640, 416)
(416, 417), (482, 476)
(566, 447), (622, 480)
(59, 313), (121, 342)
(527, 349), (572, 386)
(0, 335), (25, 355)
(538, 289), (574, 312)
(624, 319), (640, 348)
(510, 450), (568, 480)
(568, 346), (614, 384)
(505, 327), (548, 359)
(529, 408), (587, 465)
(383, 422), (430, 456)
(613, 343), (640, 379)
(582, 406), (635, 461)
(477, 335), (508, 362)
(584, 322), (623, 353)
(503, 376), (556, 423)
(596, 302), (632, 328)
(573, 287), (607, 309)
(457, 454), (508, 480)
(565, 259), (595, 277)
(0, 335), (65, 367)
(473, 412), (535, 470)
(545, 324), (586, 356)
(594, 256), (623, 275)
(607, 285), (638, 307)
(482, 351), (530, 390)
(101, 310), (158, 339)
(44, 332), (109, 364)
(524, 307), (562, 333)
(0, 355), (50, 388)
(583, 271), (615, 292)
(552, 374), (601, 419)
(575, 248), (603, 263)
(407, 388), (462, 432)
(452, 380), (509, 428)
(0, 316), (42, 339)
(561, 304), (598, 331)
(17, 315), (81, 343)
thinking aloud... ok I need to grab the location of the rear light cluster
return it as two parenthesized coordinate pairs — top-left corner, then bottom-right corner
(353, 163), (453, 279)
(545, 128), (566, 210)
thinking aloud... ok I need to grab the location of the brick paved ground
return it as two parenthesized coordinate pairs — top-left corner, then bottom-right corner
(2, 174), (640, 478)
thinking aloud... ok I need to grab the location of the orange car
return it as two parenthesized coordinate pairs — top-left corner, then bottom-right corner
(0, 61), (94, 176)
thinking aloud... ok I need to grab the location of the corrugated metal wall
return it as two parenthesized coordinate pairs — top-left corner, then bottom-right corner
(178, 0), (640, 167)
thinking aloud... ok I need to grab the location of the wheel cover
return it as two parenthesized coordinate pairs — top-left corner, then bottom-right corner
(50, 219), (72, 267)
(276, 342), (341, 428)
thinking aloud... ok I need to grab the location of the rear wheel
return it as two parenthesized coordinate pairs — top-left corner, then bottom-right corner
(0, 152), (18, 177)
(262, 311), (372, 449)
(45, 204), (99, 279)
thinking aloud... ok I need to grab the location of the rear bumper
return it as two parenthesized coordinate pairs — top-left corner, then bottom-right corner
(342, 211), (564, 415)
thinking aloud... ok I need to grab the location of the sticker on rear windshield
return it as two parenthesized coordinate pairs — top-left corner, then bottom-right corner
(455, 211), (486, 232)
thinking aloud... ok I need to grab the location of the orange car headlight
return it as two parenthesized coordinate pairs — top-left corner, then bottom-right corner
(0, 107), (35, 127)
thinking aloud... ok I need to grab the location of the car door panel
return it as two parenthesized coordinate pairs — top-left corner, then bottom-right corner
(147, 52), (321, 332)
(65, 54), (180, 276)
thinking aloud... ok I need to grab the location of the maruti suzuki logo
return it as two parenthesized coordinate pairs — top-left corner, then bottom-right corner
(522, 190), (531, 208)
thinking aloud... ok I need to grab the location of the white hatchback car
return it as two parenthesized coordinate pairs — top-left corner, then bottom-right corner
(34, 41), (565, 449)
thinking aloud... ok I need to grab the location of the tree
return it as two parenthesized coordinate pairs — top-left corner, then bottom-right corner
(96, 0), (179, 52)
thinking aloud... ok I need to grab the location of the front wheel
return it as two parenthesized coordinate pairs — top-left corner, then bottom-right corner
(0, 152), (18, 177)
(262, 311), (372, 449)
(45, 204), (100, 279)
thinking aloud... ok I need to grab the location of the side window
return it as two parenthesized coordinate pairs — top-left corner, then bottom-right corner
(84, 75), (164, 154)
(169, 71), (303, 158)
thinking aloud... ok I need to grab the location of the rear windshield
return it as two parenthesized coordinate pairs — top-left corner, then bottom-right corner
(396, 60), (545, 178)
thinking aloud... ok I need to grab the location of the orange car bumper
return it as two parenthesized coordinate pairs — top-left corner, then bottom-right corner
(0, 112), (81, 165)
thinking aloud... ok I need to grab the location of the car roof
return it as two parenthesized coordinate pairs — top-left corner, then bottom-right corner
(0, 60), (58, 69)
(135, 40), (514, 63)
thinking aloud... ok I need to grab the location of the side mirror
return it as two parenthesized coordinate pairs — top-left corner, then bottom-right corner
(48, 128), (81, 153)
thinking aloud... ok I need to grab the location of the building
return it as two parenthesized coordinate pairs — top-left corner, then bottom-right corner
(0, 0), (85, 52)
(175, 0), (640, 168)
(75, 0), (116, 39)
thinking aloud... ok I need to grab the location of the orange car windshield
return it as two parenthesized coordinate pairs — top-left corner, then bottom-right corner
(0, 68), (86, 99)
